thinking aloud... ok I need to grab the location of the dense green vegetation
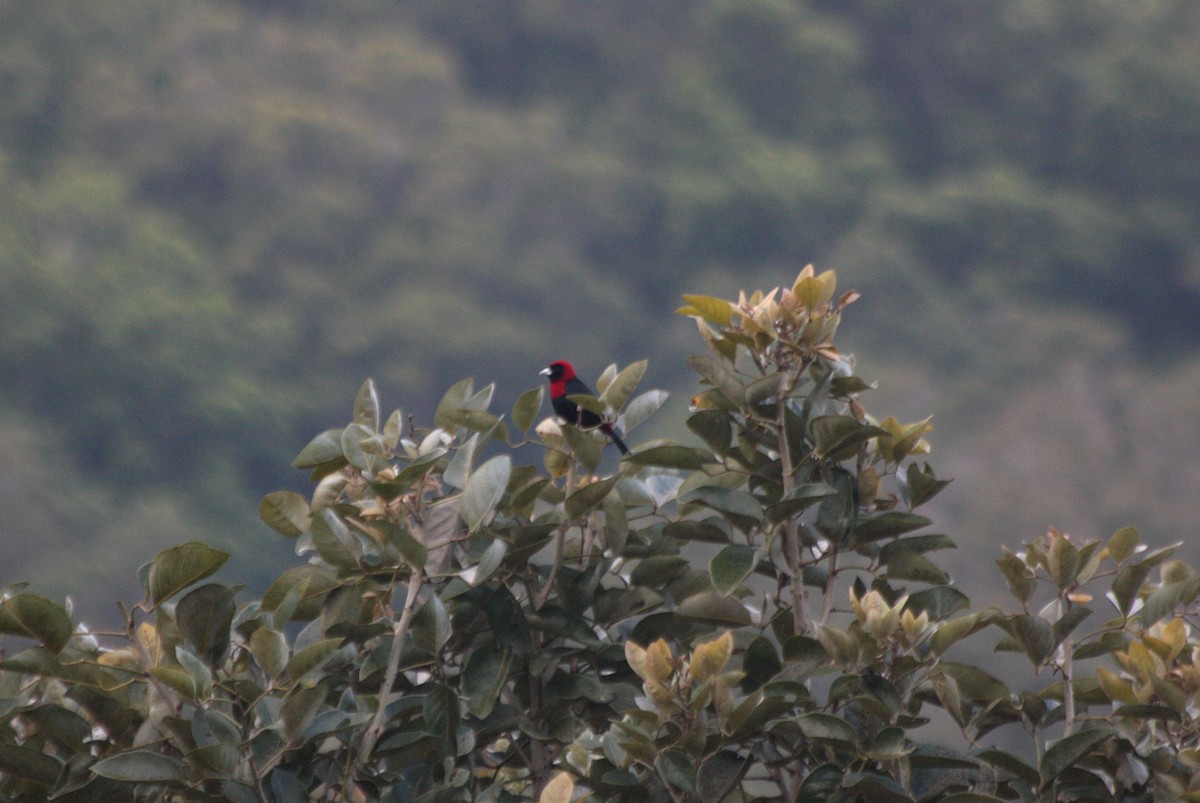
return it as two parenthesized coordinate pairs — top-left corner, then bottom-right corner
(6, 271), (1199, 800)
(1, 1), (1199, 617)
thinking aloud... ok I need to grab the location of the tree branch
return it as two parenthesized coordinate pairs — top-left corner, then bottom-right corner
(358, 571), (424, 764)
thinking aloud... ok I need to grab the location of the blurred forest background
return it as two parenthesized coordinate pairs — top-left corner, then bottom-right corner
(2, 0), (1199, 623)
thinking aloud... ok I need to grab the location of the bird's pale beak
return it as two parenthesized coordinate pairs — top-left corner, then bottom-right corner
(539, 367), (551, 376)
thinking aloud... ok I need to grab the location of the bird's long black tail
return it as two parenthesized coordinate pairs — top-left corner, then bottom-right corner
(601, 424), (630, 455)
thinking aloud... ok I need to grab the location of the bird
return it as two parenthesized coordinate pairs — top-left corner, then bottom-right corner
(540, 360), (630, 455)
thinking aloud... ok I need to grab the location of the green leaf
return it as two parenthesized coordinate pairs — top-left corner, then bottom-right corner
(625, 444), (710, 469)
(424, 683), (459, 754)
(996, 549), (1036, 604)
(176, 583), (235, 665)
(676, 590), (752, 626)
(487, 587), (531, 657)
(686, 355), (745, 407)
(883, 549), (949, 584)
(462, 646), (511, 719)
(0, 594), (72, 654)
(150, 665), (198, 699)
(796, 712), (858, 745)
(932, 671), (964, 725)
(292, 429), (344, 469)
(631, 556), (692, 587)
(92, 750), (186, 783)
(146, 542), (230, 606)
(938, 662), (1009, 703)
(0, 744), (61, 785)
(1111, 562), (1153, 617)
(468, 538), (507, 587)
(412, 593), (451, 656)
(459, 455), (511, 533)
(742, 636), (782, 692)
(601, 494), (629, 554)
(310, 508), (359, 570)
(657, 749), (697, 792)
(678, 294), (733, 325)
(382, 521), (428, 568)
(1138, 578), (1200, 626)
(687, 410), (732, 454)
(879, 534), (958, 559)
(1114, 704), (1181, 721)
(709, 545), (756, 597)
(250, 627), (288, 678)
(906, 586), (970, 620)
(830, 375), (876, 397)
(286, 637), (343, 682)
(681, 486), (763, 530)
(977, 749), (1039, 789)
(341, 423), (381, 471)
(744, 373), (784, 407)
(904, 462), (952, 508)
(765, 483), (837, 523)
(931, 613), (983, 656)
(600, 359), (648, 413)
(382, 409), (403, 449)
(434, 378), (475, 430)
(280, 685), (325, 741)
(560, 422), (603, 472)
(353, 378), (380, 431)
(1052, 606), (1092, 647)
(20, 704), (90, 753)
(441, 408), (508, 441)
(621, 389), (668, 432)
(565, 474), (621, 520)
(1039, 729), (1112, 788)
(810, 415), (888, 461)
(664, 519), (732, 544)
(176, 646), (213, 697)
(512, 386), (544, 433)
(797, 765), (844, 801)
(697, 750), (744, 803)
(1047, 535), (1080, 590)
(841, 773), (914, 803)
(1106, 526), (1139, 563)
(853, 512), (932, 542)
(259, 491), (311, 537)
(868, 727), (911, 761)
(261, 565), (338, 621)
(1008, 615), (1055, 665)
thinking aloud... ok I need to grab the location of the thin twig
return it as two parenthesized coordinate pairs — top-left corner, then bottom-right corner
(357, 571), (424, 764)
(776, 376), (809, 636)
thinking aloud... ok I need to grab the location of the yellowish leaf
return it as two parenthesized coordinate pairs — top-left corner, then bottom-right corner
(1157, 619), (1188, 661)
(538, 772), (574, 803)
(645, 639), (675, 684)
(1096, 667), (1138, 704)
(625, 640), (648, 680)
(689, 631), (733, 683)
(678, 294), (733, 326)
(792, 268), (836, 310)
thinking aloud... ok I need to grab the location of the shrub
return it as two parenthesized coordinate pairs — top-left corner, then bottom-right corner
(2, 267), (1197, 801)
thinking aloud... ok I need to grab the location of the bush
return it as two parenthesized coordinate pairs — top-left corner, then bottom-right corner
(2, 267), (1198, 801)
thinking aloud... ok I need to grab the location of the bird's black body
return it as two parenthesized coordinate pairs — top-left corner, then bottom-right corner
(541, 361), (630, 455)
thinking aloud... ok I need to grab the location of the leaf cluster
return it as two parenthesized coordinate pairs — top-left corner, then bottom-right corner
(2, 271), (1200, 801)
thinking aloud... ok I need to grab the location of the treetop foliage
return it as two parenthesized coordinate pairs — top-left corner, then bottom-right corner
(3, 0), (1200, 620)
(3, 269), (1199, 801)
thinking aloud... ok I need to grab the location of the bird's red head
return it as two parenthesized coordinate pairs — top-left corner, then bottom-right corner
(540, 360), (577, 397)
(544, 360), (575, 381)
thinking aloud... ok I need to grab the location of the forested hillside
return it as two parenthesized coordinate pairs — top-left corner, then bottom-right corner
(2, 0), (1199, 617)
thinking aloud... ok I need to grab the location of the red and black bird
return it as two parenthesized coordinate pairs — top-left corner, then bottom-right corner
(540, 360), (630, 455)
